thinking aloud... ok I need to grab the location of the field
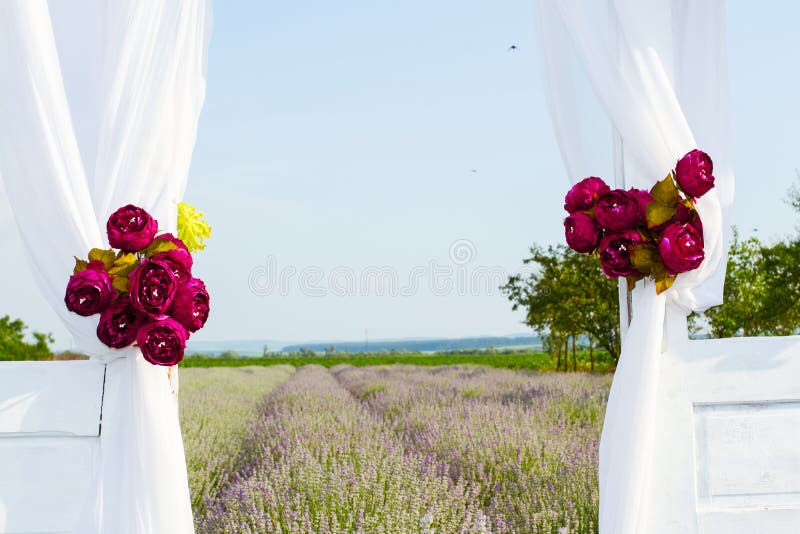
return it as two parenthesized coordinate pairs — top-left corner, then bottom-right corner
(181, 350), (614, 373)
(181, 364), (609, 533)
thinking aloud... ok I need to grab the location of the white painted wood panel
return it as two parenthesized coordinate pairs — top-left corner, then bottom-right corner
(0, 361), (105, 533)
(645, 316), (800, 534)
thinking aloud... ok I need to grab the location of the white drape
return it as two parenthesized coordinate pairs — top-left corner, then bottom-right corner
(0, 1), (211, 532)
(534, 1), (733, 532)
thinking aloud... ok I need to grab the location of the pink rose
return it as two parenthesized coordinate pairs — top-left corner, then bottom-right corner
(594, 189), (640, 231)
(107, 204), (158, 252)
(628, 188), (654, 225)
(564, 177), (610, 213)
(64, 260), (114, 316)
(97, 298), (145, 349)
(598, 230), (643, 279)
(155, 233), (189, 252)
(658, 222), (705, 274)
(129, 260), (177, 316)
(564, 212), (601, 254)
(675, 149), (714, 198)
(674, 203), (703, 237)
(152, 248), (193, 287)
(136, 316), (188, 366)
(170, 278), (210, 333)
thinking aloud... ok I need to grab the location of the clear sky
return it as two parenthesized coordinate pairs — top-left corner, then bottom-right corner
(2, 1), (800, 349)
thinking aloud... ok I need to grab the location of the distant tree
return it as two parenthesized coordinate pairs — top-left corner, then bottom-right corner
(0, 315), (54, 361)
(501, 245), (620, 366)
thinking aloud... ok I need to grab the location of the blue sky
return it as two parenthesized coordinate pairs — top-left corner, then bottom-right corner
(2, 1), (800, 349)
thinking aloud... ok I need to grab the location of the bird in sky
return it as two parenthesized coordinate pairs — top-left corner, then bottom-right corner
(508, 45), (519, 51)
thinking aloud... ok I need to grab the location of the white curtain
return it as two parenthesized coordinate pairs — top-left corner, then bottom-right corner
(0, 1), (211, 532)
(534, 1), (733, 532)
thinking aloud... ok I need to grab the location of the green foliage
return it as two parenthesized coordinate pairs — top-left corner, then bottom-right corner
(0, 315), (54, 361)
(180, 350), (615, 372)
(501, 244), (620, 367)
(701, 229), (772, 337)
(692, 189), (800, 337)
(759, 239), (800, 333)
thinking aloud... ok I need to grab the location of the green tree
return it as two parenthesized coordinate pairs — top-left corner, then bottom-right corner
(0, 315), (54, 361)
(759, 237), (800, 334)
(702, 229), (771, 337)
(501, 245), (620, 367)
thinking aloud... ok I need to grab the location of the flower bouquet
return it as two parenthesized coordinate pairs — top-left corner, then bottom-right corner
(563, 149), (715, 293)
(65, 204), (210, 365)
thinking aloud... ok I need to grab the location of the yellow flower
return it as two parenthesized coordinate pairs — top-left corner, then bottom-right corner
(177, 202), (212, 252)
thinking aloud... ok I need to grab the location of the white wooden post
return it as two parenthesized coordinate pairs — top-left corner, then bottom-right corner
(612, 129), (632, 338)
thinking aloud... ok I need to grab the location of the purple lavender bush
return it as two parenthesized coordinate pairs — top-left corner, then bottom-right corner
(193, 365), (609, 533)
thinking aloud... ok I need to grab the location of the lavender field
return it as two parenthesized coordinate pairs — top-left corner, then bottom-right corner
(182, 365), (610, 533)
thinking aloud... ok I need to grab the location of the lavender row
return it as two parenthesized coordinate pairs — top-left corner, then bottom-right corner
(180, 366), (296, 515)
(197, 365), (610, 533)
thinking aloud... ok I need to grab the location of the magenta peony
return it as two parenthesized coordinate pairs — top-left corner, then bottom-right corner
(659, 222), (705, 274)
(598, 230), (643, 279)
(629, 188), (654, 225)
(64, 260), (115, 316)
(564, 212), (601, 253)
(675, 149), (714, 198)
(594, 189), (640, 231)
(155, 233), (189, 252)
(152, 248), (193, 287)
(107, 204), (158, 252)
(97, 298), (145, 349)
(170, 278), (210, 332)
(129, 260), (177, 316)
(564, 177), (611, 213)
(136, 316), (188, 366)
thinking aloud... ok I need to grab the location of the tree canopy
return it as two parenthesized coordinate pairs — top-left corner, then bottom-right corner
(0, 315), (54, 361)
(501, 245), (620, 369)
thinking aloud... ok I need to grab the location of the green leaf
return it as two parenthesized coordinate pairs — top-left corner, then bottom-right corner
(88, 248), (116, 270)
(144, 238), (178, 258)
(629, 244), (661, 276)
(650, 173), (680, 207)
(73, 257), (88, 275)
(108, 253), (139, 277)
(112, 276), (130, 294)
(646, 202), (677, 229)
(655, 274), (675, 294)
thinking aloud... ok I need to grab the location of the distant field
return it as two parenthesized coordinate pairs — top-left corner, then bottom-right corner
(181, 350), (613, 372)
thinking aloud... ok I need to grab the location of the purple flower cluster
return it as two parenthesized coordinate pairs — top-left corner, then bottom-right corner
(563, 149), (715, 291)
(65, 204), (210, 365)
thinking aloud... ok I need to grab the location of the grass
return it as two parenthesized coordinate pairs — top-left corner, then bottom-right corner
(181, 350), (614, 373)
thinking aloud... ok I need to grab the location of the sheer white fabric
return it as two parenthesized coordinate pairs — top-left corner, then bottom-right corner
(534, 1), (733, 532)
(0, 1), (211, 532)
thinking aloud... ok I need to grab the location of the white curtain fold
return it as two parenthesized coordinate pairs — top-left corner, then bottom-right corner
(534, 1), (733, 532)
(0, 1), (211, 532)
